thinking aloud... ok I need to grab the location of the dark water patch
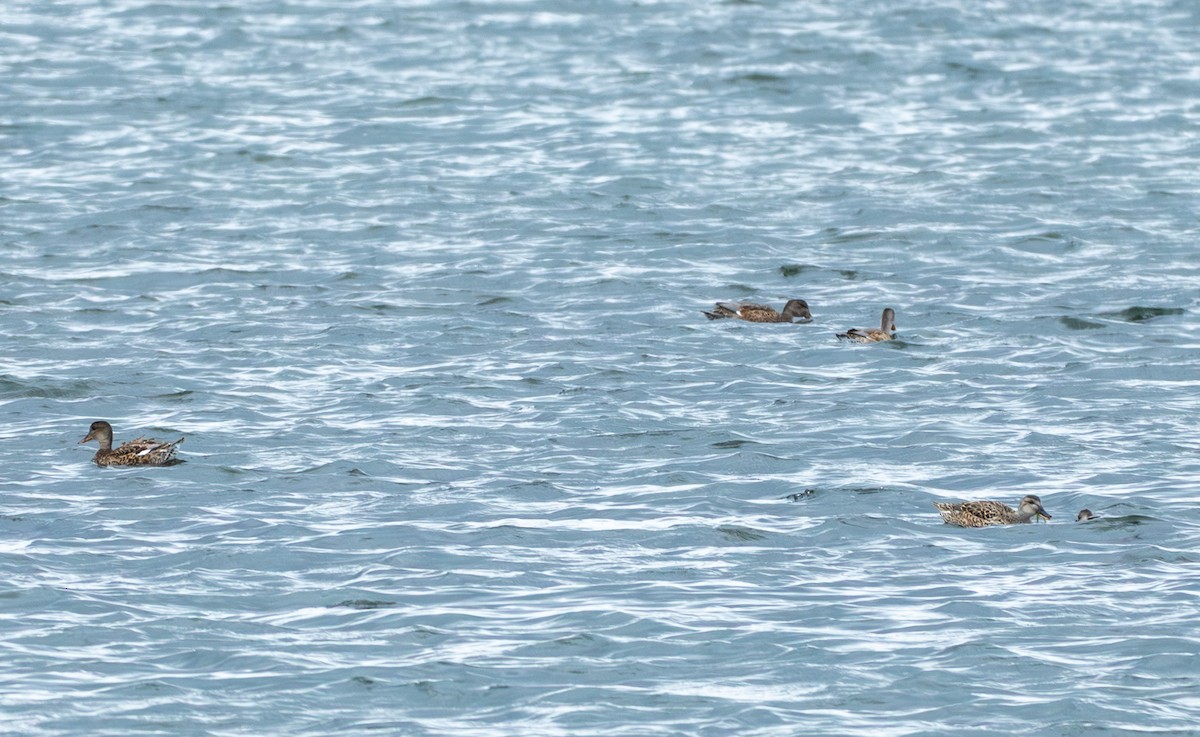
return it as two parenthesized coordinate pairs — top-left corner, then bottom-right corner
(139, 204), (193, 213)
(1059, 316), (1105, 330)
(943, 61), (994, 78)
(255, 282), (327, 293)
(589, 176), (669, 196)
(1119, 548), (1197, 565)
(295, 461), (353, 475)
(717, 525), (768, 542)
(153, 389), (195, 401)
(406, 680), (441, 697)
(711, 439), (758, 449)
(702, 204), (753, 218)
(1100, 306), (1185, 322)
(477, 295), (512, 306)
(0, 378), (100, 399)
(510, 632), (618, 659)
(196, 267), (269, 278)
(787, 487), (892, 506)
(779, 263), (818, 278)
(1086, 514), (1156, 528)
(400, 95), (459, 107)
(353, 303), (402, 313)
(725, 73), (790, 93)
(68, 223), (127, 236)
(1007, 232), (1083, 254)
(825, 229), (883, 244)
(1017, 231), (1068, 242)
(650, 230), (699, 241)
(334, 600), (396, 610)
(235, 149), (294, 165)
(609, 429), (680, 441)
(554, 633), (602, 647)
(594, 368), (633, 380)
(728, 72), (786, 84)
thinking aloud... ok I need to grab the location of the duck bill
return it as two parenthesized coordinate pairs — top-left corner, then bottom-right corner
(78, 432), (95, 445)
(1037, 510), (1052, 522)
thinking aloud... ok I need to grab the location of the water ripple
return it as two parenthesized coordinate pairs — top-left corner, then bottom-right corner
(4, 0), (1200, 735)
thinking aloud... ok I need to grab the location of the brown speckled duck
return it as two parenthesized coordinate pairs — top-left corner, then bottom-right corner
(934, 495), (1051, 527)
(836, 307), (896, 343)
(79, 420), (184, 467)
(703, 299), (812, 323)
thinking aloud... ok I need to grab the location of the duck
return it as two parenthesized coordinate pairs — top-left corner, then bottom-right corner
(1076, 509), (1096, 521)
(933, 494), (1052, 527)
(836, 307), (896, 343)
(703, 299), (812, 323)
(78, 420), (184, 467)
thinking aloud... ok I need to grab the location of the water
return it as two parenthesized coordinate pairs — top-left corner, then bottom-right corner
(3, 1), (1199, 735)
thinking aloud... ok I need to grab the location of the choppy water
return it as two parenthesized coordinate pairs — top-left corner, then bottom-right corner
(3, 1), (1200, 735)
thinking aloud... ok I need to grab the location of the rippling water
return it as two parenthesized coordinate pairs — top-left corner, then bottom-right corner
(3, 1), (1199, 735)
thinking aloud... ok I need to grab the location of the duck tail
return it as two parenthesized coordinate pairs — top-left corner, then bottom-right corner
(136, 437), (184, 457)
(705, 303), (737, 320)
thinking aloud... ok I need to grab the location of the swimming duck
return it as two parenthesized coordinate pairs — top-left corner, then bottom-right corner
(836, 307), (896, 343)
(1076, 509), (1096, 521)
(78, 420), (184, 467)
(703, 299), (812, 323)
(933, 495), (1052, 527)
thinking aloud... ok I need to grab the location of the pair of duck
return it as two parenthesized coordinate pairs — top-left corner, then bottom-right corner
(77, 422), (1067, 528)
(936, 497), (1103, 525)
(703, 299), (897, 343)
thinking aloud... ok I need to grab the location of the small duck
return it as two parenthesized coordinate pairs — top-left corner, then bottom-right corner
(78, 420), (184, 467)
(934, 494), (1052, 527)
(1076, 509), (1096, 521)
(703, 299), (812, 323)
(836, 307), (896, 343)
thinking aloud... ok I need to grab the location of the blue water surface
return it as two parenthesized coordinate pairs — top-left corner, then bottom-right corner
(3, 1), (1199, 735)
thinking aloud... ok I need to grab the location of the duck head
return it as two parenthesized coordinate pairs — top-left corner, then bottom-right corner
(782, 299), (812, 322)
(79, 420), (114, 451)
(1018, 494), (1052, 522)
(881, 307), (896, 334)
